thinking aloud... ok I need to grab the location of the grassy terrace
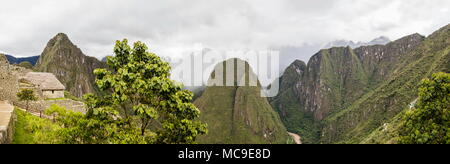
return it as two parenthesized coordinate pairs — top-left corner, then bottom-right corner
(13, 108), (60, 144)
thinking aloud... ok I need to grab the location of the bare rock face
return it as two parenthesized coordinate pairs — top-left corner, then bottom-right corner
(0, 54), (8, 65)
(35, 33), (106, 97)
(0, 58), (30, 104)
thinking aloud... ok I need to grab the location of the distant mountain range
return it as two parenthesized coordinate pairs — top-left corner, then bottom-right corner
(323, 36), (391, 49)
(2, 23), (448, 144)
(4, 55), (40, 66)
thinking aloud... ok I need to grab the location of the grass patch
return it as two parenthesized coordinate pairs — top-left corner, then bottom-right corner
(12, 108), (61, 144)
(64, 91), (83, 101)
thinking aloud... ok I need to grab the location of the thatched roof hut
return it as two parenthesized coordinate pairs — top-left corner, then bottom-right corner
(21, 72), (65, 91)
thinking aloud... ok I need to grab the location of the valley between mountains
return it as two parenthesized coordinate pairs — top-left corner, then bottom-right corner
(1, 23), (449, 144)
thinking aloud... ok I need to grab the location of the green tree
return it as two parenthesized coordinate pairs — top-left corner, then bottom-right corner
(44, 39), (207, 144)
(399, 72), (450, 144)
(17, 89), (38, 112)
(17, 61), (33, 69)
(93, 39), (207, 143)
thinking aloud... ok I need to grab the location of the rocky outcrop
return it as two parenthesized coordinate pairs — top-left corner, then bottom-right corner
(35, 33), (106, 97)
(0, 54), (8, 65)
(0, 59), (30, 104)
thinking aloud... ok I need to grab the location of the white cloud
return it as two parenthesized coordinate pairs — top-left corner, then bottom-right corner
(0, 0), (449, 61)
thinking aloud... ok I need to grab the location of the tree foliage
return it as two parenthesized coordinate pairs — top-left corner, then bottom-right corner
(45, 104), (148, 144)
(399, 72), (450, 144)
(17, 61), (33, 69)
(17, 89), (38, 112)
(45, 39), (207, 144)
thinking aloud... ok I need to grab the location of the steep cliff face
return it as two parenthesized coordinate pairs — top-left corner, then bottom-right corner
(308, 34), (424, 120)
(271, 29), (429, 143)
(282, 33), (425, 121)
(35, 33), (106, 97)
(195, 58), (289, 144)
(354, 33), (425, 85)
(270, 60), (321, 143)
(273, 23), (450, 144)
(302, 47), (370, 120)
(321, 24), (450, 143)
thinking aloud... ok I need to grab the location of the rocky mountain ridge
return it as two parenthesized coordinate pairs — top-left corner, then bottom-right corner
(34, 33), (106, 97)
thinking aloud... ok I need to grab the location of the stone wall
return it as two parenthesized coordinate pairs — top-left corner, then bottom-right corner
(43, 90), (65, 99)
(1, 59), (85, 114)
(16, 99), (86, 114)
(1, 55), (86, 144)
(0, 101), (15, 144)
(0, 63), (31, 105)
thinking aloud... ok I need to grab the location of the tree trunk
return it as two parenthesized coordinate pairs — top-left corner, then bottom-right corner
(141, 119), (148, 136)
(26, 101), (29, 112)
(141, 127), (145, 136)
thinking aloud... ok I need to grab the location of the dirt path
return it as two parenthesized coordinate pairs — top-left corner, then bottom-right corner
(0, 101), (14, 131)
(288, 132), (302, 144)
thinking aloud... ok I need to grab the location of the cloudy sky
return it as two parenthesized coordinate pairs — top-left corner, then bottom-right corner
(1, 0), (450, 62)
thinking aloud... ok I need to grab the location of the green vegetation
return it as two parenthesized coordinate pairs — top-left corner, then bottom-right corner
(14, 39), (207, 144)
(398, 72), (450, 144)
(321, 24), (450, 143)
(86, 39), (206, 143)
(13, 108), (61, 144)
(363, 73), (450, 144)
(272, 61), (322, 144)
(270, 24), (449, 144)
(64, 91), (82, 101)
(17, 89), (38, 112)
(17, 61), (33, 69)
(195, 58), (289, 144)
(270, 84), (320, 144)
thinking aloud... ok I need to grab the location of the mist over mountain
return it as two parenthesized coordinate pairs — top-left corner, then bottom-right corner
(323, 36), (391, 49)
(273, 44), (322, 73)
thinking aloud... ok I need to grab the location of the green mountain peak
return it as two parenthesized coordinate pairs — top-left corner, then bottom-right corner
(195, 58), (289, 144)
